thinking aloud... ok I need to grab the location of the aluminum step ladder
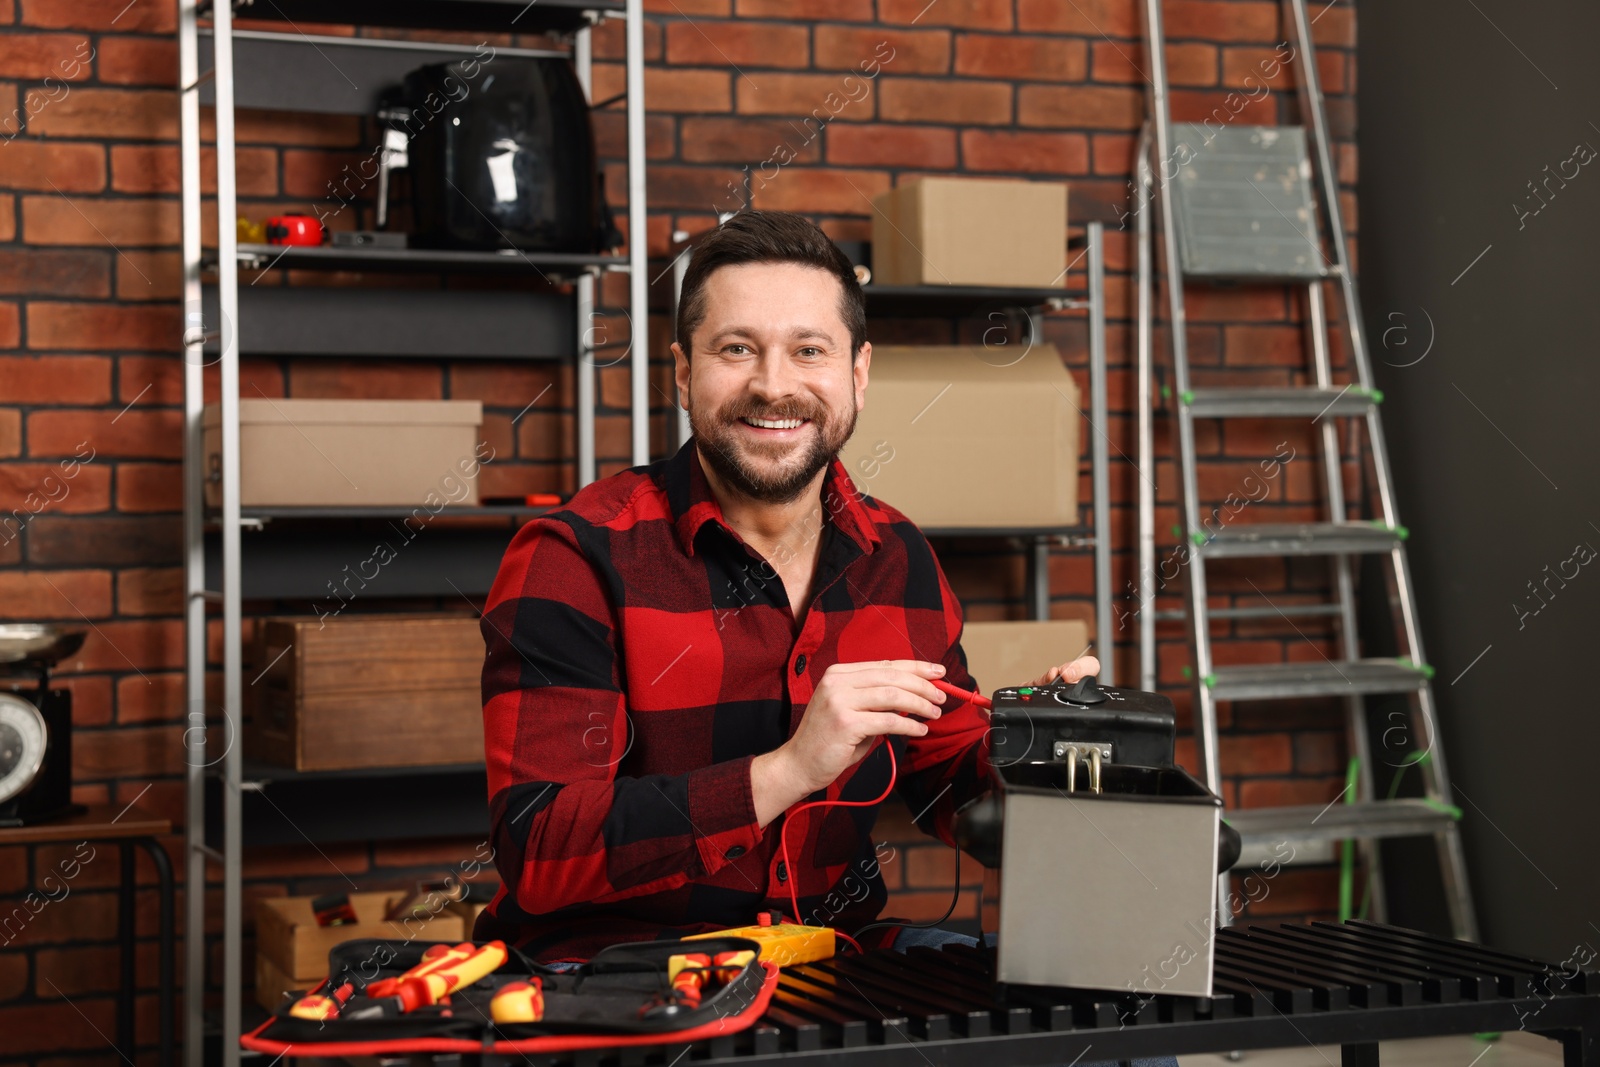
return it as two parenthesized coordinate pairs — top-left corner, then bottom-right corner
(1133, 0), (1477, 939)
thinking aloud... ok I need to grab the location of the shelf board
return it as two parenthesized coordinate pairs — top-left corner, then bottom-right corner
(231, 243), (627, 276)
(219, 0), (621, 34)
(864, 283), (1088, 318)
(921, 524), (1091, 539)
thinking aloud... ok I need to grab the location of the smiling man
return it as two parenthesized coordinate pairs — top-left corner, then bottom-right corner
(474, 209), (1098, 964)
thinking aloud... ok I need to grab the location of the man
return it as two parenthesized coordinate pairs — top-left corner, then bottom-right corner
(474, 209), (1098, 963)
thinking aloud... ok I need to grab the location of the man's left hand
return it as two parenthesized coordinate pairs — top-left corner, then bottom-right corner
(1029, 655), (1100, 688)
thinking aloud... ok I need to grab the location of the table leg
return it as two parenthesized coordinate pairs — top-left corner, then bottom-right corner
(1343, 1042), (1380, 1067)
(118, 842), (135, 1058)
(1556, 1024), (1600, 1067)
(136, 837), (175, 1067)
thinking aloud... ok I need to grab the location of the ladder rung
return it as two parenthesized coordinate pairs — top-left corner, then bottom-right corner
(1229, 798), (1458, 846)
(1184, 386), (1377, 418)
(1198, 522), (1405, 558)
(1206, 658), (1431, 700)
(1208, 603), (1343, 620)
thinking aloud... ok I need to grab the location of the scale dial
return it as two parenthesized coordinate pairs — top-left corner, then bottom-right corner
(0, 693), (47, 805)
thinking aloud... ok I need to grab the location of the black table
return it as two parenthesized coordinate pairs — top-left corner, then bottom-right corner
(461, 921), (1599, 1067)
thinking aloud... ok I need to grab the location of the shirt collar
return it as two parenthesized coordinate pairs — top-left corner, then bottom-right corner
(666, 439), (883, 558)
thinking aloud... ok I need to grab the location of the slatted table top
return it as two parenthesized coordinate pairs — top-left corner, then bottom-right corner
(593, 921), (1600, 1067)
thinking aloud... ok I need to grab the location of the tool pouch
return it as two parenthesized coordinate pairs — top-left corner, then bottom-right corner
(242, 935), (776, 1057)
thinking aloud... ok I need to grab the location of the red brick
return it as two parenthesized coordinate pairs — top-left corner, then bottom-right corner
(1018, 0), (1140, 36)
(232, 109), (361, 148)
(960, 129), (1089, 175)
(0, 999), (117, 1052)
(750, 166), (890, 213)
(1223, 324), (1308, 365)
(879, 78), (1010, 124)
(27, 302), (178, 352)
(114, 249), (180, 300)
(1092, 132), (1136, 176)
(116, 671), (182, 725)
(1185, 286), (1287, 323)
(115, 462), (180, 512)
(622, 161), (746, 211)
(1238, 775), (1344, 809)
(735, 0), (869, 19)
(59, 672), (112, 726)
(594, 64), (730, 114)
(880, 0), (1011, 29)
(0, 950), (25, 1000)
(22, 194), (179, 247)
(29, 408), (181, 459)
(0, 460), (110, 514)
(681, 116), (825, 164)
(1293, 731), (1344, 776)
(1018, 85), (1142, 130)
(0, 194), (15, 243)
(0, 33), (92, 79)
(735, 71), (879, 120)
(0, 569), (111, 618)
(372, 837), (488, 869)
(241, 842), (371, 880)
(26, 86), (175, 140)
(0, 355), (111, 402)
(1219, 732), (1293, 775)
(0, 248), (109, 298)
(1166, 1), (1280, 42)
(664, 21), (810, 68)
(1312, 5), (1355, 48)
(95, 34), (178, 85)
(813, 26), (948, 75)
(449, 363), (567, 407)
(22, 0), (176, 32)
(904, 844), (974, 889)
(1170, 88), (1277, 125)
(645, 0), (728, 13)
(1094, 40), (1215, 85)
(592, 14), (666, 60)
(956, 34), (1087, 81)
(117, 567), (182, 616)
(282, 147), (381, 200)
(0, 411), (18, 459)
(0, 303), (20, 348)
(828, 124), (956, 168)
(1220, 45), (1300, 89)
(36, 943), (119, 997)
(110, 145), (278, 196)
(0, 886), (117, 946)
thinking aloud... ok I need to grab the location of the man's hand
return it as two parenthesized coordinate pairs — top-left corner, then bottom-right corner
(750, 660), (947, 827)
(1029, 654), (1100, 688)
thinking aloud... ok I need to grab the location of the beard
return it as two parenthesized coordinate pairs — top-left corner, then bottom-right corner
(690, 390), (858, 505)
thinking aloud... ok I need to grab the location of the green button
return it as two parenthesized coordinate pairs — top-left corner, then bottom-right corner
(1018, 687), (1034, 695)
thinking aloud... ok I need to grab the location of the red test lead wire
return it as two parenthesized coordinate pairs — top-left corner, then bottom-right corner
(775, 677), (989, 952)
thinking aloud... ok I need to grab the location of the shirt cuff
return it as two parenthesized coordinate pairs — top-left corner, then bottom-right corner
(688, 753), (762, 873)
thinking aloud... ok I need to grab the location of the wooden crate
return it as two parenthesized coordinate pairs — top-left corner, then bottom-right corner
(247, 613), (485, 771)
(255, 890), (466, 986)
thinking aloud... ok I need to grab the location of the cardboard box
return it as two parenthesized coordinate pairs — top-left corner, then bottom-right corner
(871, 177), (1068, 288)
(839, 344), (1081, 529)
(959, 619), (1092, 698)
(202, 398), (484, 508)
(254, 949), (302, 1014)
(247, 613), (485, 771)
(255, 890), (466, 987)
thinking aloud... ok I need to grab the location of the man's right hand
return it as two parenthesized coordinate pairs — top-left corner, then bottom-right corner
(750, 660), (948, 827)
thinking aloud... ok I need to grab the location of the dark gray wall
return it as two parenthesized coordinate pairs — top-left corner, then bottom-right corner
(1357, 2), (1600, 958)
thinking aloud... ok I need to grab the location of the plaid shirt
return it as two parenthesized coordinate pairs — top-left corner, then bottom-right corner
(474, 440), (992, 962)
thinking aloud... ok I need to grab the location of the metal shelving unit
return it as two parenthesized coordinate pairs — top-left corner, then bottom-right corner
(667, 222), (1114, 666)
(177, 1), (650, 1062)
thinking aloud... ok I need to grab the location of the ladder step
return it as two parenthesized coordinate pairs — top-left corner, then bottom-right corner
(1206, 658), (1432, 700)
(1229, 798), (1459, 847)
(1183, 386), (1378, 418)
(1197, 521), (1406, 558)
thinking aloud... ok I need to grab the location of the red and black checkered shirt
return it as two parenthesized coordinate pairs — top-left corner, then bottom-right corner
(474, 440), (992, 962)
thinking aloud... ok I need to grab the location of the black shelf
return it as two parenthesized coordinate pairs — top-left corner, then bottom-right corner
(223, 0), (621, 34)
(863, 283), (1087, 318)
(218, 759), (485, 784)
(232, 244), (627, 277)
(224, 504), (557, 522)
(922, 524), (1090, 539)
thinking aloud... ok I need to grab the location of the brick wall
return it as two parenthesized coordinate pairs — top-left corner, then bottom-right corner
(0, 0), (1359, 1058)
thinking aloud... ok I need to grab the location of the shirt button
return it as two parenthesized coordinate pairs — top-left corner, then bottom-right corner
(776, 861), (788, 883)
(794, 654), (807, 675)
(724, 845), (747, 859)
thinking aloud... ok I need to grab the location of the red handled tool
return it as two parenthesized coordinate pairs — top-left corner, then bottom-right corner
(931, 678), (991, 710)
(366, 940), (509, 1012)
(490, 979), (545, 1024)
(289, 982), (352, 1020)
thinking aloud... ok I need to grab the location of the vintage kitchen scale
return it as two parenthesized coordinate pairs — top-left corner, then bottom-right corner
(0, 624), (86, 826)
(956, 675), (1241, 997)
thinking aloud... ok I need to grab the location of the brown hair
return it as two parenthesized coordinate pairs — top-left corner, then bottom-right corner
(674, 210), (866, 359)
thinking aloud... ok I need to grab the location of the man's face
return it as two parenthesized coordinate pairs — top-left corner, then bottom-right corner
(673, 261), (870, 505)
